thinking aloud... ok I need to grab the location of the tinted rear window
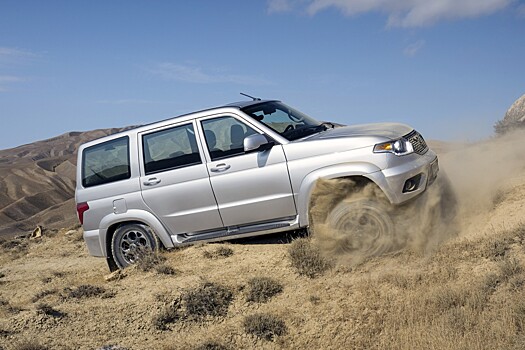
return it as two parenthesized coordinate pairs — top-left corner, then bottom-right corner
(82, 136), (131, 187)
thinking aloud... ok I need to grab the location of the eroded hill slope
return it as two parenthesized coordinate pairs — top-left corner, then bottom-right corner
(0, 128), (134, 237)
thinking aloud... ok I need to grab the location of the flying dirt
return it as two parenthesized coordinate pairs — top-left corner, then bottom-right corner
(309, 129), (525, 265)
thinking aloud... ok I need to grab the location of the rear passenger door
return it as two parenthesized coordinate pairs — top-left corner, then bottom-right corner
(139, 121), (224, 234)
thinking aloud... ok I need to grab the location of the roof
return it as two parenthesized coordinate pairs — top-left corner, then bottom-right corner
(222, 99), (279, 109)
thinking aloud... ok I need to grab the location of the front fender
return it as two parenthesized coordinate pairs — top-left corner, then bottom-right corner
(98, 209), (174, 256)
(296, 162), (383, 227)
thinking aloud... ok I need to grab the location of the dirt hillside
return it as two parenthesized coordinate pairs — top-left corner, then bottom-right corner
(0, 127), (135, 238)
(1, 131), (525, 350)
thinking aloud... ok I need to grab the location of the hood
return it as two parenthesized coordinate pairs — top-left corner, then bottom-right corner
(308, 122), (413, 141)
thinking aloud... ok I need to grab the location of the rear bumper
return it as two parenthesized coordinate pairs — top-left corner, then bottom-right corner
(83, 229), (105, 257)
(369, 150), (439, 204)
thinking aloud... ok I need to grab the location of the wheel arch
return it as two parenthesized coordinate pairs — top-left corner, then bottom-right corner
(98, 209), (174, 258)
(296, 163), (388, 227)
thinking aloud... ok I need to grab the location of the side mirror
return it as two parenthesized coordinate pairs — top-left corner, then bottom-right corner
(244, 134), (273, 153)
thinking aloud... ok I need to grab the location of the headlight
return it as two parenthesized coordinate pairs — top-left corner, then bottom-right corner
(373, 138), (414, 156)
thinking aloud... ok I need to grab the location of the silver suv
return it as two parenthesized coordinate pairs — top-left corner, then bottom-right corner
(76, 99), (438, 270)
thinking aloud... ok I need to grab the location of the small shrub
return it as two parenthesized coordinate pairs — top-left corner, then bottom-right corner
(288, 238), (332, 278)
(203, 246), (234, 259)
(309, 295), (321, 305)
(66, 285), (106, 299)
(135, 250), (167, 272)
(153, 282), (234, 329)
(483, 273), (502, 293)
(513, 302), (525, 332)
(0, 271), (5, 279)
(0, 298), (22, 314)
(0, 239), (28, 256)
(483, 238), (511, 260)
(51, 271), (66, 278)
(155, 264), (176, 275)
(243, 313), (287, 341)
(0, 328), (12, 337)
(31, 289), (58, 303)
(194, 341), (230, 350)
(246, 277), (283, 303)
(152, 303), (181, 330)
(499, 257), (522, 279)
(183, 282), (233, 319)
(35, 303), (66, 318)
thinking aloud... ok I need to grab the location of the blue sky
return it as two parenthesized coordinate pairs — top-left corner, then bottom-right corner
(1, 0), (524, 150)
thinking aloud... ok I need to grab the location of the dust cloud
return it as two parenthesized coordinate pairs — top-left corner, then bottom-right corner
(308, 129), (525, 263)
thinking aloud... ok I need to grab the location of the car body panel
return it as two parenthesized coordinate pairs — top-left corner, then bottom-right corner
(75, 99), (439, 261)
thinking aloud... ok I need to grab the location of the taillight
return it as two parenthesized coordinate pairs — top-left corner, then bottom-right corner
(76, 202), (89, 225)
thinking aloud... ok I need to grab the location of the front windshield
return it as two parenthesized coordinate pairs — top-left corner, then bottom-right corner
(241, 101), (328, 141)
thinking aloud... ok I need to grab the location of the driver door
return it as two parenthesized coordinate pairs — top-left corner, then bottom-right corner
(198, 115), (297, 227)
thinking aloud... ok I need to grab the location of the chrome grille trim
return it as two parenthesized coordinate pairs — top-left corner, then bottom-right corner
(405, 130), (428, 155)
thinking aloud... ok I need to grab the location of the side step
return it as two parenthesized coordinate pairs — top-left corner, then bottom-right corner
(173, 216), (298, 244)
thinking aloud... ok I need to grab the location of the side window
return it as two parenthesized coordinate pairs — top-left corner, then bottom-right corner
(201, 116), (257, 161)
(82, 136), (130, 187)
(143, 123), (201, 174)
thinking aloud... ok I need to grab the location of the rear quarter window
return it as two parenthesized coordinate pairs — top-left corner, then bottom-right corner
(82, 136), (131, 187)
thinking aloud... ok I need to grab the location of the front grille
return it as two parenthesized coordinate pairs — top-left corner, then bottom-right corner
(405, 130), (428, 155)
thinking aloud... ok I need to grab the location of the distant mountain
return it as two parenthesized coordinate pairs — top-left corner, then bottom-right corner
(494, 93), (525, 135)
(0, 127), (135, 237)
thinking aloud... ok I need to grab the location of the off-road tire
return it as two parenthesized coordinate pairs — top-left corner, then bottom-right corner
(326, 198), (395, 256)
(111, 223), (160, 269)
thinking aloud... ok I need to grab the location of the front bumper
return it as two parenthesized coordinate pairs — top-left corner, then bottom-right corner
(369, 150), (439, 204)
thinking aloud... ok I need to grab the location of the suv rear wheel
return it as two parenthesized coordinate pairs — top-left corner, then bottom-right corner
(111, 223), (160, 269)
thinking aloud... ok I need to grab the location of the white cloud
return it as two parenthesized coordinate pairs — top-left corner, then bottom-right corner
(270, 0), (514, 27)
(0, 47), (37, 61)
(267, 0), (294, 13)
(149, 63), (272, 86)
(403, 39), (426, 56)
(0, 75), (25, 92)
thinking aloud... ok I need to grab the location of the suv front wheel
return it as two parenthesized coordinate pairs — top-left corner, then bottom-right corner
(326, 198), (395, 256)
(111, 223), (160, 269)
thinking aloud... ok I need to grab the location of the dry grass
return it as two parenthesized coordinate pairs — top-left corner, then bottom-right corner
(65, 285), (107, 299)
(31, 289), (58, 303)
(183, 282), (233, 319)
(245, 276), (283, 303)
(243, 313), (287, 341)
(135, 250), (167, 271)
(288, 238), (333, 278)
(203, 246), (234, 259)
(35, 303), (66, 318)
(153, 281), (234, 330)
(12, 342), (49, 350)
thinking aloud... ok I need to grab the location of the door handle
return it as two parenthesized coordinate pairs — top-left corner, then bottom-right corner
(143, 177), (161, 186)
(210, 163), (231, 173)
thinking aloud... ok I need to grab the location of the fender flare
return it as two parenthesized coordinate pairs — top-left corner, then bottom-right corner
(98, 209), (174, 256)
(296, 162), (386, 227)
